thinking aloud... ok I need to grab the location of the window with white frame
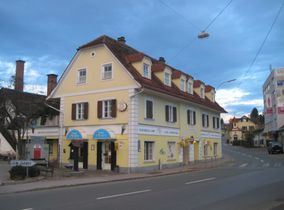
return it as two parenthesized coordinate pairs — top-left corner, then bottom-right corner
(180, 79), (185, 91)
(187, 109), (196, 125)
(144, 141), (154, 161)
(102, 64), (112, 80)
(200, 86), (205, 98)
(187, 81), (193, 94)
(214, 143), (218, 156)
(164, 72), (171, 86)
(213, 117), (220, 129)
(204, 144), (209, 157)
(167, 142), (175, 159)
(202, 113), (209, 127)
(77, 69), (86, 84)
(76, 103), (85, 120)
(165, 105), (177, 123)
(143, 63), (150, 79)
(103, 100), (112, 118)
(145, 99), (153, 119)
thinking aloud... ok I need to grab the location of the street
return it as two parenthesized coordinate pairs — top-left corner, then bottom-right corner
(0, 144), (284, 210)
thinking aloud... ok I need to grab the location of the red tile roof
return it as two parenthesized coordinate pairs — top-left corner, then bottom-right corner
(205, 85), (215, 92)
(193, 80), (205, 88)
(78, 35), (226, 113)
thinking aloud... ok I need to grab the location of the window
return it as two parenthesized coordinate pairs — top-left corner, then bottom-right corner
(97, 100), (117, 119)
(212, 117), (220, 129)
(164, 72), (171, 86)
(144, 141), (154, 161)
(78, 69), (86, 84)
(102, 64), (112, 80)
(167, 142), (175, 159)
(145, 99), (153, 119)
(242, 126), (247, 131)
(187, 81), (193, 94)
(47, 140), (53, 155)
(143, 63), (150, 78)
(204, 144), (209, 157)
(187, 109), (196, 125)
(71, 102), (88, 120)
(165, 105), (177, 123)
(200, 87), (205, 98)
(180, 79), (185, 91)
(202, 113), (209, 127)
(214, 143), (218, 156)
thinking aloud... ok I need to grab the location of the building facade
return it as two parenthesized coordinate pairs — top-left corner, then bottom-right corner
(228, 116), (256, 143)
(49, 35), (226, 172)
(263, 67), (284, 146)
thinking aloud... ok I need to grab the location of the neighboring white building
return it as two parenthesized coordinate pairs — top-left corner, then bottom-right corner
(0, 132), (15, 158)
(263, 67), (284, 145)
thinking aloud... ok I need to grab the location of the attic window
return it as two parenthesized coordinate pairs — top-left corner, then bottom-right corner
(200, 87), (205, 98)
(91, 51), (95, 57)
(143, 63), (151, 79)
(164, 72), (171, 86)
(180, 79), (186, 91)
(187, 81), (193, 94)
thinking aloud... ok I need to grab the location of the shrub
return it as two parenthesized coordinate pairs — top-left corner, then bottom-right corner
(9, 166), (26, 180)
(28, 166), (40, 177)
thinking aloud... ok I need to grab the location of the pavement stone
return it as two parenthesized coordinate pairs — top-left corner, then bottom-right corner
(0, 155), (232, 195)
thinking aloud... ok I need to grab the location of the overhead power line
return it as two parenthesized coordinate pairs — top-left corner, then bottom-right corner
(238, 0), (284, 87)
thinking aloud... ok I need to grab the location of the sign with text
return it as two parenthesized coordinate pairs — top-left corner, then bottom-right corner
(10, 160), (36, 167)
(138, 125), (179, 136)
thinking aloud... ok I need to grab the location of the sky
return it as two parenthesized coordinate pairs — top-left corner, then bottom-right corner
(0, 0), (283, 122)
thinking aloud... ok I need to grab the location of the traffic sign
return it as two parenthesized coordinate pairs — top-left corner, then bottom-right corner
(10, 160), (36, 167)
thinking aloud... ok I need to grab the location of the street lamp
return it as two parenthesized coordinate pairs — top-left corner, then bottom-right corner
(198, 31), (210, 39)
(217, 79), (236, 89)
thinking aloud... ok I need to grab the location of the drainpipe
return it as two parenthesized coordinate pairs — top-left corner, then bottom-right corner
(44, 102), (64, 167)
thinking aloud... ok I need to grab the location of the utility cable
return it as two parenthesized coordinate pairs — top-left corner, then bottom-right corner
(237, 0), (284, 87)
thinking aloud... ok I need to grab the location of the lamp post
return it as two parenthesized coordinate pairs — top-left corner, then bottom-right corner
(217, 79), (236, 89)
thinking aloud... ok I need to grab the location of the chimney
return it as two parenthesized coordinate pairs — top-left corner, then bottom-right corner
(117, 36), (126, 44)
(159, 57), (166, 63)
(47, 74), (58, 96)
(15, 60), (25, 91)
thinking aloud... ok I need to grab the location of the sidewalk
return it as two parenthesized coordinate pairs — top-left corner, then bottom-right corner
(0, 155), (233, 195)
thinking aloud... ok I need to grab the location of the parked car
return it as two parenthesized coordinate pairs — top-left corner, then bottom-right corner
(267, 141), (283, 154)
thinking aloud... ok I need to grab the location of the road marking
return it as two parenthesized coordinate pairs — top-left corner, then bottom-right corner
(96, 189), (152, 200)
(21, 208), (33, 210)
(260, 159), (264, 163)
(255, 157), (260, 160)
(239, 163), (248, 168)
(185, 177), (216, 185)
(263, 163), (270, 167)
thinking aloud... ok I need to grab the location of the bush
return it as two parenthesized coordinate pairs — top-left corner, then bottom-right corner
(9, 166), (26, 180)
(9, 166), (40, 180)
(28, 166), (40, 177)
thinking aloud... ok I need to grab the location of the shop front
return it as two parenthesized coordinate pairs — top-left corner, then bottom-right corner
(93, 129), (117, 171)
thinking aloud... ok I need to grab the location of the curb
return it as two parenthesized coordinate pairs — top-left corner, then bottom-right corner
(0, 158), (233, 195)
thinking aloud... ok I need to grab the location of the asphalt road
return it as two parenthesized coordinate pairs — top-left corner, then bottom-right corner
(1, 143), (284, 210)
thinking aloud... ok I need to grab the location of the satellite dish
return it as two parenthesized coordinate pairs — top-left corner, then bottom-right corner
(198, 31), (210, 39)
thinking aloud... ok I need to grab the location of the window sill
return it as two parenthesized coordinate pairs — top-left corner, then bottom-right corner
(167, 158), (176, 162)
(144, 118), (155, 121)
(76, 82), (87, 86)
(144, 160), (155, 164)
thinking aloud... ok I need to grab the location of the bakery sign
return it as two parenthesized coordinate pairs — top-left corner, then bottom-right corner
(138, 125), (179, 136)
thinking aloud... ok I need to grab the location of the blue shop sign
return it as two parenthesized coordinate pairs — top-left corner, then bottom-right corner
(66, 129), (83, 140)
(93, 129), (111, 139)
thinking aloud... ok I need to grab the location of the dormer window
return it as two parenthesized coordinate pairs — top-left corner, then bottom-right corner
(143, 63), (150, 79)
(164, 72), (171, 86)
(180, 79), (186, 91)
(200, 86), (205, 98)
(187, 81), (193, 94)
(212, 92), (215, 102)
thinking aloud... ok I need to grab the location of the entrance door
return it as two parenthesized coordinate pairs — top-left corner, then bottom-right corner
(102, 142), (111, 170)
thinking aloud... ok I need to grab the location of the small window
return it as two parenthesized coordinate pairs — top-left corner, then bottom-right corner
(187, 81), (193, 94)
(72, 102), (88, 120)
(144, 141), (154, 161)
(202, 113), (209, 128)
(214, 143), (218, 156)
(167, 142), (175, 159)
(187, 109), (196, 125)
(78, 69), (86, 84)
(200, 87), (205, 98)
(143, 63), (150, 78)
(165, 105), (177, 123)
(164, 72), (171, 86)
(180, 79), (185, 91)
(145, 99), (153, 119)
(102, 64), (112, 80)
(97, 100), (117, 119)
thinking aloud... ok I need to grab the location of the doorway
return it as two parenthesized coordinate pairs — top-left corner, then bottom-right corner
(97, 141), (116, 171)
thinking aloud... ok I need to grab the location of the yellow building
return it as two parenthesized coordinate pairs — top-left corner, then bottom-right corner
(48, 35), (226, 172)
(229, 116), (257, 143)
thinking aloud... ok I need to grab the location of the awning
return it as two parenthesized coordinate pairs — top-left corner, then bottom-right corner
(93, 128), (115, 140)
(66, 129), (87, 140)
